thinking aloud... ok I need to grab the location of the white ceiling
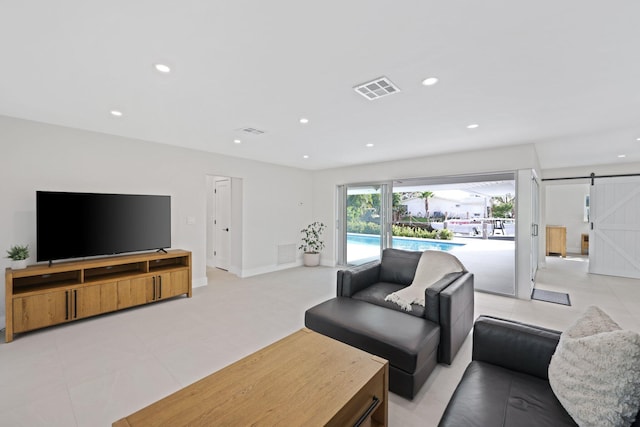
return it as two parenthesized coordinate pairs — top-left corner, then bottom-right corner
(2, 1), (640, 171)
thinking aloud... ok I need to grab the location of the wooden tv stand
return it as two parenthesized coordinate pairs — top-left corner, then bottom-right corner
(5, 249), (191, 343)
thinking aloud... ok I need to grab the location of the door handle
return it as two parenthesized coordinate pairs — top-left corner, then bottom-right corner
(65, 291), (69, 320)
(354, 396), (380, 427)
(158, 275), (162, 299)
(152, 276), (156, 300)
(224, 228), (229, 232)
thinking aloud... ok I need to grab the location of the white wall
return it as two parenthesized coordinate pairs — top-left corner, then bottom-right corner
(312, 144), (541, 298)
(0, 115), (313, 328)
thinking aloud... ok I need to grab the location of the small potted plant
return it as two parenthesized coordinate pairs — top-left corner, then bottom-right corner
(6, 244), (30, 269)
(299, 222), (326, 267)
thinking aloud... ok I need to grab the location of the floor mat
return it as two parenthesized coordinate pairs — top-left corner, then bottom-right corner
(531, 289), (571, 306)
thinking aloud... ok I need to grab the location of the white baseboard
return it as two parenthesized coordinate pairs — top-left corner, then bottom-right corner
(192, 276), (208, 288)
(240, 261), (302, 278)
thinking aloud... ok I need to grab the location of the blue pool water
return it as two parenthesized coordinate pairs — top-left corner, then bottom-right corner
(347, 234), (465, 252)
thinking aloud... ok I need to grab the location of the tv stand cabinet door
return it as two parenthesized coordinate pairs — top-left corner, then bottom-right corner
(13, 290), (69, 333)
(118, 278), (154, 309)
(76, 282), (118, 319)
(157, 270), (189, 300)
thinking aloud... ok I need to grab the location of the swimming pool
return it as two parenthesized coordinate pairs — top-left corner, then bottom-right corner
(347, 233), (465, 252)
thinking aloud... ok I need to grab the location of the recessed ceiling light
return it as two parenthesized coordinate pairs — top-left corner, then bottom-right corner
(366, 143), (374, 147)
(467, 124), (479, 129)
(421, 77), (439, 86)
(303, 155), (309, 159)
(233, 139), (241, 144)
(299, 118), (309, 124)
(636, 137), (640, 141)
(110, 110), (123, 117)
(154, 63), (171, 73)
(618, 154), (626, 158)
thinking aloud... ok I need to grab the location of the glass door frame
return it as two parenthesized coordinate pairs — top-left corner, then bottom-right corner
(337, 182), (392, 266)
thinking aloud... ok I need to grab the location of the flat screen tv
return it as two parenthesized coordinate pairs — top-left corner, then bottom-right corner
(37, 191), (171, 262)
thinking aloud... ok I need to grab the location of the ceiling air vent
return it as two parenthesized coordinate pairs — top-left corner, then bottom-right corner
(240, 127), (265, 135)
(353, 76), (401, 100)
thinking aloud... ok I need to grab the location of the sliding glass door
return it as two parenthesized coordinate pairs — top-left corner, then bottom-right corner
(338, 173), (517, 296)
(338, 183), (391, 265)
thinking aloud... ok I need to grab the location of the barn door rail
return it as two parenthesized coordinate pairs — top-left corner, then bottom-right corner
(542, 172), (640, 185)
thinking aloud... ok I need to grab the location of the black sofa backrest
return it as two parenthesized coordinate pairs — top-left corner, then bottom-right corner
(337, 248), (468, 323)
(379, 248), (421, 285)
(473, 316), (561, 380)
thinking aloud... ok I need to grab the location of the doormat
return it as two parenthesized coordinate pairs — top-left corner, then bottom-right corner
(531, 289), (571, 306)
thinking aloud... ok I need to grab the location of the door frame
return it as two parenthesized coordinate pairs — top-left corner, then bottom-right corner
(337, 182), (392, 266)
(206, 175), (243, 276)
(214, 178), (231, 270)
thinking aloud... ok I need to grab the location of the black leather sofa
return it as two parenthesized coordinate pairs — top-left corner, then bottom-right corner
(305, 248), (474, 399)
(439, 316), (640, 427)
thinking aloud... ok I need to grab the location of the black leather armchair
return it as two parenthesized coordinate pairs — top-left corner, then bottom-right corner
(305, 248), (475, 399)
(439, 316), (640, 427)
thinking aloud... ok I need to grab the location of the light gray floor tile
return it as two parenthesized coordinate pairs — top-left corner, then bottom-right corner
(1, 257), (638, 427)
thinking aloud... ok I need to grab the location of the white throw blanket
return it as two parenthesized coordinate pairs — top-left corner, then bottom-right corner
(384, 250), (466, 311)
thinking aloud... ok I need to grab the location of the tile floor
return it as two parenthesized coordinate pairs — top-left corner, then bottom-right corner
(1, 256), (639, 426)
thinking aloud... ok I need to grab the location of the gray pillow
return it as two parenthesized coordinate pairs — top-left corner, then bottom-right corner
(548, 306), (640, 427)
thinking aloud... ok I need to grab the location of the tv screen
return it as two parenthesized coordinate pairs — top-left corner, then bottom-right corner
(37, 191), (171, 262)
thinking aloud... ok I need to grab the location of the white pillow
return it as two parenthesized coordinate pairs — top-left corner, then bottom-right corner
(548, 306), (640, 427)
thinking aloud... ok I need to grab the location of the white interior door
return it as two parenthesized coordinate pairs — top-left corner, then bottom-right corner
(589, 176), (640, 278)
(215, 179), (231, 270)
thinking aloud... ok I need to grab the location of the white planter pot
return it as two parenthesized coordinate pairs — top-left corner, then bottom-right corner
(303, 253), (321, 267)
(11, 259), (28, 270)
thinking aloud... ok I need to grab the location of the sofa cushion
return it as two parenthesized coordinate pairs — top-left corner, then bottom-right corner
(304, 297), (439, 373)
(548, 306), (640, 427)
(379, 248), (421, 285)
(352, 282), (426, 318)
(439, 361), (576, 427)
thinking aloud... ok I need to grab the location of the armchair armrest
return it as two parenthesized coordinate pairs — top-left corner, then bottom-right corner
(436, 272), (474, 364)
(336, 261), (381, 297)
(472, 316), (561, 380)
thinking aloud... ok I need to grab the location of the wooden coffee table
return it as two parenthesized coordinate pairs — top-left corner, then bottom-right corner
(113, 328), (388, 426)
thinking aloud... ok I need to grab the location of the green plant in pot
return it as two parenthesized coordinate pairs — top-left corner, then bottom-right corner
(7, 244), (29, 269)
(299, 222), (326, 267)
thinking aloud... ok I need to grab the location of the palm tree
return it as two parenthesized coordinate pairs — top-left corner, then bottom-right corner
(491, 193), (515, 218)
(419, 191), (434, 217)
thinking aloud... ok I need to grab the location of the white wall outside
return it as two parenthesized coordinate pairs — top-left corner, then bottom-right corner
(401, 197), (485, 219)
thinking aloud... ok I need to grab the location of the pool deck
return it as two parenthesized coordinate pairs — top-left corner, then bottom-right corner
(347, 235), (515, 296)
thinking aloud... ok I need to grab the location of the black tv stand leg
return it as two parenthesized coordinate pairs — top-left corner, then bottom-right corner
(157, 248), (168, 254)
